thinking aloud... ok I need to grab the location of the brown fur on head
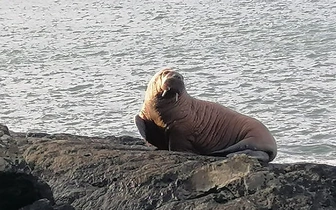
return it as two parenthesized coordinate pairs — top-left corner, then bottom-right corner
(140, 68), (186, 123)
(144, 68), (186, 101)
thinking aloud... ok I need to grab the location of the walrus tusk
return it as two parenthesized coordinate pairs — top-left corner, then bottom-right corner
(175, 93), (179, 102)
(162, 90), (168, 97)
(162, 87), (170, 97)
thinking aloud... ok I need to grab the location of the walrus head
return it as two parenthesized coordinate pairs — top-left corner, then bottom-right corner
(147, 68), (186, 101)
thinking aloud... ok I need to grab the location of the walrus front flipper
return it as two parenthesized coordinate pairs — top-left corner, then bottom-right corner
(134, 114), (168, 150)
(210, 137), (272, 162)
(167, 131), (198, 154)
(134, 114), (147, 139)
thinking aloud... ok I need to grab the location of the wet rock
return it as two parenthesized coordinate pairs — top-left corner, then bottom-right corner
(19, 198), (53, 210)
(19, 198), (75, 210)
(0, 123), (74, 210)
(2, 124), (336, 210)
(0, 172), (54, 210)
(0, 124), (10, 136)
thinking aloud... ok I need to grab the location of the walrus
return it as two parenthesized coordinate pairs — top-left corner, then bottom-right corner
(135, 68), (277, 162)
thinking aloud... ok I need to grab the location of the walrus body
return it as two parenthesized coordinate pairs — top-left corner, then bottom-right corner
(135, 68), (277, 162)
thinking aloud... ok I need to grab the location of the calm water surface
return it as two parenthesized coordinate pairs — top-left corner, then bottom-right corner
(1, 0), (335, 164)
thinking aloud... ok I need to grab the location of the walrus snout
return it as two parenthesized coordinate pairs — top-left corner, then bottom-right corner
(159, 70), (185, 101)
(162, 70), (184, 81)
(161, 71), (185, 97)
(171, 72), (183, 80)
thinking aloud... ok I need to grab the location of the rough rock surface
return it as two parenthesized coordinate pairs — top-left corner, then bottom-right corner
(1, 123), (336, 210)
(0, 124), (73, 210)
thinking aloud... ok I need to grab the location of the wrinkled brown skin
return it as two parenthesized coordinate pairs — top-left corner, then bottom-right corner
(135, 68), (277, 162)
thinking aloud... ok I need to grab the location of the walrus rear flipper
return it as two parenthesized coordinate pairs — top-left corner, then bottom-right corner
(210, 139), (271, 163)
(134, 114), (168, 150)
(211, 148), (270, 163)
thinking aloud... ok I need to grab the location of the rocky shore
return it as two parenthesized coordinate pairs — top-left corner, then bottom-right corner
(1, 123), (335, 210)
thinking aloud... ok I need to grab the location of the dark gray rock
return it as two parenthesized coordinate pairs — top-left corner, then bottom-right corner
(19, 198), (54, 210)
(0, 124), (10, 136)
(2, 124), (336, 210)
(0, 124), (73, 210)
(19, 198), (75, 210)
(0, 172), (54, 210)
